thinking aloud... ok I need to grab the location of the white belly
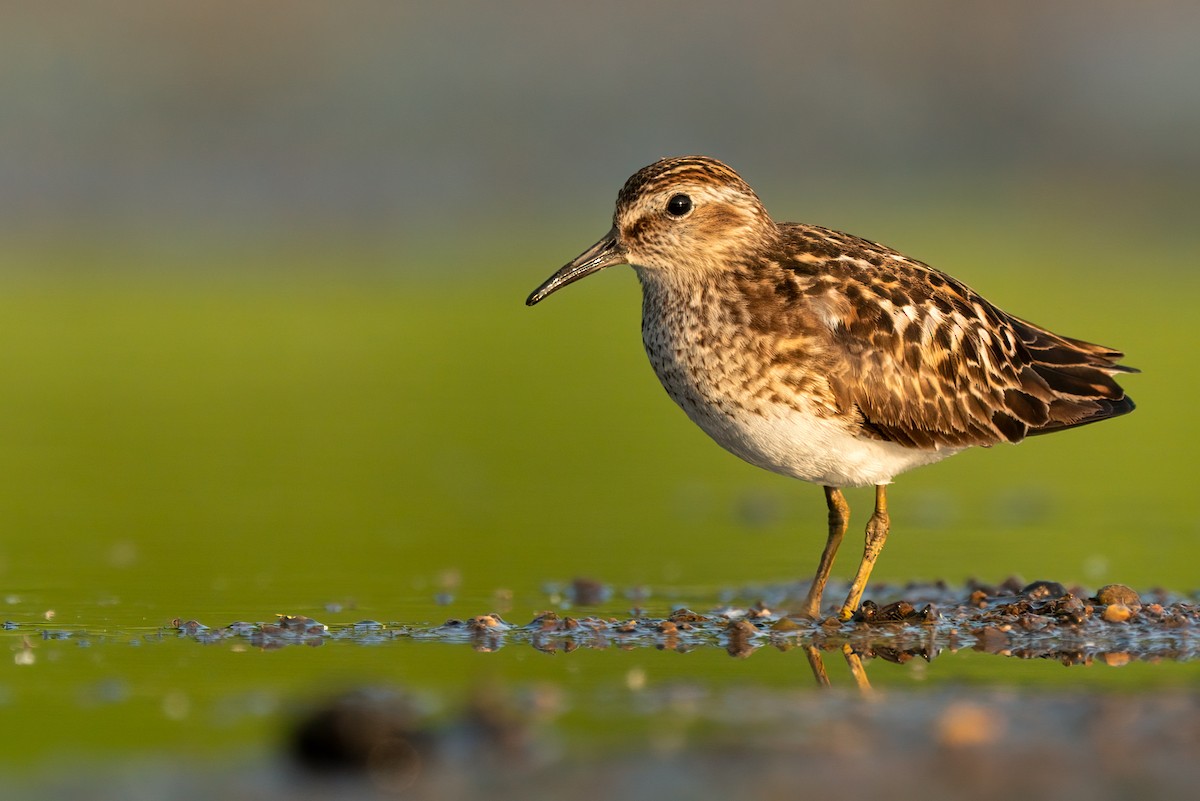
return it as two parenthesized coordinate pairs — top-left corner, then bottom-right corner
(676, 398), (962, 488)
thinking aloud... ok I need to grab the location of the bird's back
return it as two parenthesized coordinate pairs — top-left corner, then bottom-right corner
(758, 222), (1136, 451)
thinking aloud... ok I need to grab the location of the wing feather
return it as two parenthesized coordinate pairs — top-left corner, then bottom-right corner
(765, 225), (1135, 450)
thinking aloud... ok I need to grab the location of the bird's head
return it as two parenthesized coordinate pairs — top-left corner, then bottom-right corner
(526, 156), (776, 305)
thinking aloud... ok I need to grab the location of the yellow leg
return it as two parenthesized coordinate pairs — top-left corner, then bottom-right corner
(803, 644), (831, 688)
(798, 486), (849, 619)
(837, 484), (890, 621)
(842, 644), (874, 695)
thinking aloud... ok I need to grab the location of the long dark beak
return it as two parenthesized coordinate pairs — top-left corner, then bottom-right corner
(526, 227), (626, 306)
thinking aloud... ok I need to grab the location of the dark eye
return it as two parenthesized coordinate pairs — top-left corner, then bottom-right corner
(666, 194), (693, 217)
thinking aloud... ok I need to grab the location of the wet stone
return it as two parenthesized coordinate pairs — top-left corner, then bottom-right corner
(1160, 612), (1189, 628)
(747, 600), (773, 619)
(466, 614), (507, 632)
(527, 612), (580, 632)
(153, 581), (1200, 664)
(1102, 603), (1133, 623)
(1030, 595), (1089, 624)
(993, 598), (1030, 616)
(1016, 614), (1052, 631)
(855, 600), (880, 622)
(667, 608), (709, 623)
(1095, 584), (1142, 609)
(879, 601), (919, 622)
(724, 618), (758, 636)
(276, 615), (326, 634)
(527, 611), (559, 630)
(723, 618), (759, 658)
(1021, 580), (1068, 600)
(857, 600), (927, 624)
(173, 619), (208, 635)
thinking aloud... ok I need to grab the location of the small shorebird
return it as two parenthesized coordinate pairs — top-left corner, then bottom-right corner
(526, 156), (1135, 621)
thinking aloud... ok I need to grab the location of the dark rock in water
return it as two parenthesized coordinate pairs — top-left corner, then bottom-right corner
(723, 618), (758, 658)
(855, 600), (923, 624)
(1020, 580), (1068, 600)
(527, 611), (580, 632)
(290, 689), (432, 784)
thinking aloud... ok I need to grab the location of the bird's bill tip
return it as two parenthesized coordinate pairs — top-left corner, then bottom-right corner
(526, 228), (625, 306)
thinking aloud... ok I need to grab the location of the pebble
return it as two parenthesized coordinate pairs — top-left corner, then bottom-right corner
(1095, 584), (1141, 609)
(1021, 580), (1068, 600)
(1102, 603), (1133, 623)
(466, 614), (506, 632)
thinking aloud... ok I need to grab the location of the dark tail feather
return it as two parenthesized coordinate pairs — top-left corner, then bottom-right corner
(1008, 316), (1136, 437)
(1030, 393), (1135, 437)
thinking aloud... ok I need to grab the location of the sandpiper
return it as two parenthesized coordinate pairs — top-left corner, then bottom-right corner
(526, 156), (1135, 621)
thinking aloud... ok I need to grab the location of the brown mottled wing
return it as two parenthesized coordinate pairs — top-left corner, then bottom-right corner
(777, 225), (1135, 450)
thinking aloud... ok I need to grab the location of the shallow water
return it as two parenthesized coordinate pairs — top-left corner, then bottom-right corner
(0, 267), (1192, 798)
(5, 578), (1198, 785)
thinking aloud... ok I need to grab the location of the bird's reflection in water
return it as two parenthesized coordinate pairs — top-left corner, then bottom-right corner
(804, 643), (874, 694)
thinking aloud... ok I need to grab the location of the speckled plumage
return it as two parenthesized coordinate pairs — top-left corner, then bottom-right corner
(527, 155), (1135, 620)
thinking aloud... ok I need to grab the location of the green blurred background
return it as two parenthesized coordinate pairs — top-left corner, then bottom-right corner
(1, 0), (1197, 773)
